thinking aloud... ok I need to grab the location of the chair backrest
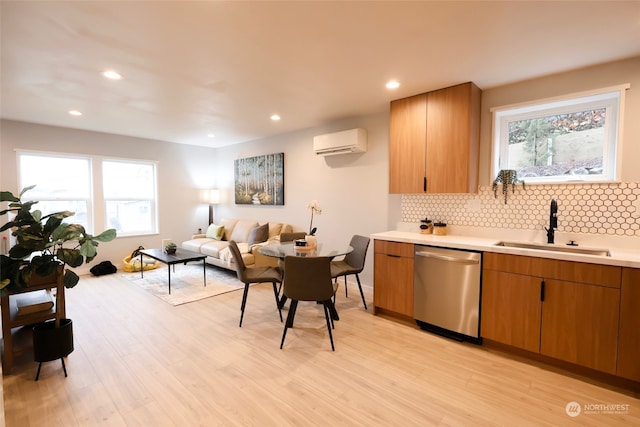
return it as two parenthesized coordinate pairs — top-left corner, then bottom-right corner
(227, 240), (249, 283)
(283, 256), (334, 301)
(280, 232), (307, 243)
(343, 235), (370, 272)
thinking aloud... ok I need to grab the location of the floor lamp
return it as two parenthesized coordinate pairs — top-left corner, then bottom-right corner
(208, 189), (220, 225)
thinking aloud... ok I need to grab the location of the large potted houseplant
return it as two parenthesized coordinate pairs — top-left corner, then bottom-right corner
(0, 185), (116, 377)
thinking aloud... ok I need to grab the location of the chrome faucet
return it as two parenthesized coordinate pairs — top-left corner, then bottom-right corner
(544, 198), (558, 244)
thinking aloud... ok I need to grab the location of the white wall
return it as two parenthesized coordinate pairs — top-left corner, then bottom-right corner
(212, 112), (392, 285)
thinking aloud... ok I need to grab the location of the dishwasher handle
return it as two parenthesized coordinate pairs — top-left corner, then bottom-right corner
(415, 251), (480, 265)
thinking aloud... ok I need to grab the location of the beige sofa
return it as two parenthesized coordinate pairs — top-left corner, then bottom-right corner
(181, 218), (292, 271)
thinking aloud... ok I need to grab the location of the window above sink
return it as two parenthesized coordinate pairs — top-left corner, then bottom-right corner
(491, 84), (629, 184)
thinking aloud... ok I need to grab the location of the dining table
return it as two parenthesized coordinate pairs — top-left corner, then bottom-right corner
(258, 241), (353, 323)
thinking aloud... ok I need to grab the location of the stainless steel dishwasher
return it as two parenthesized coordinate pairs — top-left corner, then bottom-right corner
(413, 245), (482, 343)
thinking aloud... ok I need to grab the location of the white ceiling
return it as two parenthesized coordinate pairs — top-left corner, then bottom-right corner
(2, 1), (640, 148)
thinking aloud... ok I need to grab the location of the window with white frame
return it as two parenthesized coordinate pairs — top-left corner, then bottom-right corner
(18, 153), (93, 230)
(491, 85), (628, 183)
(17, 152), (158, 237)
(102, 160), (157, 236)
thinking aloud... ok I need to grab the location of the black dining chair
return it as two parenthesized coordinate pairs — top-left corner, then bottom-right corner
(228, 240), (283, 327)
(330, 235), (370, 310)
(280, 256), (338, 351)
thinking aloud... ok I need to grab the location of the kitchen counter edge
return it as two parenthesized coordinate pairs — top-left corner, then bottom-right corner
(371, 231), (640, 269)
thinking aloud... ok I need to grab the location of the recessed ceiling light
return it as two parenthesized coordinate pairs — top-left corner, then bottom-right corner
(270, 114), (281, 121)
(386, 80), (400, 89)
(102, 70), (122, 80)
(69, 110), (82, 116)
(207, 133), (215, 138)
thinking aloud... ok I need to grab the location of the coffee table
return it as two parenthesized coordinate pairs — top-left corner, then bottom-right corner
(139, 248), (207, 294)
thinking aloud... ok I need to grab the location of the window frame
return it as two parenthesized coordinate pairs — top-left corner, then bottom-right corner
(15, 150), (159, 238)
(102, 158), (158, 237)
(491, 84), (629, 184)
(17, 151), (94, 231)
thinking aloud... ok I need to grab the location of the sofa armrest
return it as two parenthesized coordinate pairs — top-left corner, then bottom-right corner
(191, 233), (206, 239)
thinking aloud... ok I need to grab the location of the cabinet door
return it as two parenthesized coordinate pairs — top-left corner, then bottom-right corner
(481, 270), (542, 352)
(425, 82), (480, 193)
(373, 252), (414, 316)
(618, 268), (640, 381)
(389, 94), (427, 194)
(540, 279), (620, 374)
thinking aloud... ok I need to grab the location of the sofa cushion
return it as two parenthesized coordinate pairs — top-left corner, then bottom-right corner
(248, 223), (269, 245)
(268, 222), (283, 239)
(220, 218), (238, 241)
(199, 240), (229, 258)
(205, 223), (225, 240)
(229, 220), (259, 243)
(182, 237), (215, 252)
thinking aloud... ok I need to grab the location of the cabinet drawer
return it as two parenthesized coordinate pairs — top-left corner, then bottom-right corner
(484, 252), (621, 288)
(374, 240), (413, 257)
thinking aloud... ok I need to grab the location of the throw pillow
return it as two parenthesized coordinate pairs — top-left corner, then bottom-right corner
(205, 224), (224, 240)
(248, 223), (269, 245)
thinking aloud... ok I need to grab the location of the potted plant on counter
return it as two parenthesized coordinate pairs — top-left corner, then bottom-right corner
(0, 185), (117, 377)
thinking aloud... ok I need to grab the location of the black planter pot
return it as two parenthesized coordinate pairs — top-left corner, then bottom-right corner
(33, 318), (74, 380)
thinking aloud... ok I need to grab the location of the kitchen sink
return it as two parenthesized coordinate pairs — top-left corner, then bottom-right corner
(494, 241), (611, 257)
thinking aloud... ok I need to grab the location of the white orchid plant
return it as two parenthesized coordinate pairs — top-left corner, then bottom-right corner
(307, 200), (322, 236)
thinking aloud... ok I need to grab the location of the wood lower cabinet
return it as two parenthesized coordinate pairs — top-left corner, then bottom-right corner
(540, 279), (619, 374)
(481, 270), (542, 353)
(481, 253), (622, 375)
(618, 268), (640, 381)
(373, 240), (414, 317)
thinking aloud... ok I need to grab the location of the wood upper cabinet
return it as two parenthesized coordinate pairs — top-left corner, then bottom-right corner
(389, 94), (427, 194)
(618, 268), (640, 381)
(373, 240), (414, 317)
(482, 253), (622, 374)
(389, 82), (481, 194)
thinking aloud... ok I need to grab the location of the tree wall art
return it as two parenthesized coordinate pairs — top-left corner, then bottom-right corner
(234, 152), (284, 205)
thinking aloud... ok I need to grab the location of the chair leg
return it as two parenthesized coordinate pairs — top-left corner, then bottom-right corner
(344, 276), (348, 297)
(280, 300), (298, 349)
(323, 302), (335, 351)
(272, 282), (283, 322)
(239, 283), (250, 327)
(355, 274), (367, 310)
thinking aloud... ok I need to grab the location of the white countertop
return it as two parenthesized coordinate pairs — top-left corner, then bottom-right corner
(371, 230), (640, 268)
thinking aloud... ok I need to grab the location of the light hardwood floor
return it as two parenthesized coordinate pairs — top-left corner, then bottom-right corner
(2, 269), (639, 426)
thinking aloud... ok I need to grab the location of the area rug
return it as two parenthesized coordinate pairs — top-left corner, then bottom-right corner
(123, 264), (244, 306)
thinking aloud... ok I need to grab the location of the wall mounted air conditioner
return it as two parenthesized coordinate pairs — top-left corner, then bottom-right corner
(313, 128), (367, 156)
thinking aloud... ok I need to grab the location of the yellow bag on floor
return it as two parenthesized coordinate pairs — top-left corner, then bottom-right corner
(122, 246), (160, 272)
(122, 255), (159, 272)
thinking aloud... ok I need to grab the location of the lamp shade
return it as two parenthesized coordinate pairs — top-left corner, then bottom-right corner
(208, 189), (220, 205)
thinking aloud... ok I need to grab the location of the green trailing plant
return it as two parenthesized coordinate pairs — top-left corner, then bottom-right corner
(0, 186), (117, 295)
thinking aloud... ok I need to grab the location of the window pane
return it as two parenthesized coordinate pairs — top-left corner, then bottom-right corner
(493, 86), (625, 183)
(103, 159), (157, 235)
(103, 161), (155, 198)
(106, 201), (154, 234)
(20, 154), (91, 198)
(507, 109), (606, 178)
(30, 200), (89, 230)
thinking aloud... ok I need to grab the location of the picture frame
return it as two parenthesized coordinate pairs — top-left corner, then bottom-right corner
(234, 152), (284, 205)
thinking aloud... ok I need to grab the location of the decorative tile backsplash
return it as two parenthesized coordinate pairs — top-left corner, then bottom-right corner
(401, 182), (640, 237)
